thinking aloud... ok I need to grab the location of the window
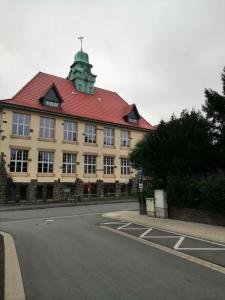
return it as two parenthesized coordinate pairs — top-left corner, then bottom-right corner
(104, 128), (114, 146)
(121, 130), (130, 147)
(85, 125), (96, 143)
(45, 100), (59, 108)
(12, 113), (30, 136)
(10, 149), (28, 172)
(39, 117), (55, 139)
(128, 118), (138, 124)
(63, 153), (76, 174)
(120, 158), (130, 175)
(84, 155), (96, 174)
(104, 156), (114, 175)
(64, 121), (77, 141)
(38, 151), (54, 173)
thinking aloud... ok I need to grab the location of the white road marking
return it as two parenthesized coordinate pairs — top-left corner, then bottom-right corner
(117, 222), (132, 229)
(139, 228), (152, 238)
(119, 227), (149, 230)
(116, 222), (225, 251)
(173, 236), (185, 250)
(144, 236), (181, 239)
(177, 247), (225, 251)
(104, 221), (225, 251)
(101, 222), (128, 225)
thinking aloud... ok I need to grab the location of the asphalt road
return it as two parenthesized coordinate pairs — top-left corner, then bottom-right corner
(0, 202), (225, 300)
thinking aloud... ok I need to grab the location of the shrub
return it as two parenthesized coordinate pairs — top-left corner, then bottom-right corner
(167, 172), (225, 213)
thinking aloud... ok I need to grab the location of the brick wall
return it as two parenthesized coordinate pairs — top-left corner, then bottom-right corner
(169, 207), (225, 226)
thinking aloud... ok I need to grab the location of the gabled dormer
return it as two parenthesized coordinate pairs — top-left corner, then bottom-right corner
(39, 84), (63, 109)
(123, 104), (141, 124)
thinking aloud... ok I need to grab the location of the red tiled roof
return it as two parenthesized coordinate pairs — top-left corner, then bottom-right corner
(2, 72), (154, 130)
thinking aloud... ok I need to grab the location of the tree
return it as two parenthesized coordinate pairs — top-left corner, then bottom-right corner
(203, 67), (225, 169)
(130, 110), (216, 186)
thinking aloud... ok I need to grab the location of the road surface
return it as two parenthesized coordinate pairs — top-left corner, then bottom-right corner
(0, 202), (225, 300)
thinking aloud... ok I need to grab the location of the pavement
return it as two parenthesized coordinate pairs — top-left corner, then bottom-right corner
(0, 198), (136, 212)
(103, 210), (225, 244)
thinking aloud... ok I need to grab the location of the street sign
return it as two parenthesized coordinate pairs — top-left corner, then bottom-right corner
(139, 183), (143, 191)
(137, 168), (143, 184)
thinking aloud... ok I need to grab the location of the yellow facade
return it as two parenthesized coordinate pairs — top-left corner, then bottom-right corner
(0, 107), (146, 185)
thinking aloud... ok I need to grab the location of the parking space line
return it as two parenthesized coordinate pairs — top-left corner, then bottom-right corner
(174, 236), (185, 250)
(140, 228), (152, 238)
(117, 222), (132, 229)
(101, 220), (225, 254)
(144, 236), (180, 239)
(121, 227), (149, 230)
(101, 222), (128, 225)
(177, 247), (225, 251)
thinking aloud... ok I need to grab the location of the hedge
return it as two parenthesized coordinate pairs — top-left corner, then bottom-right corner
(166, 172), (225, 213)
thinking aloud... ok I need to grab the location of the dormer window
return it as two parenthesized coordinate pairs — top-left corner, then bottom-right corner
(45, 100), (59, 108)
(128, 117), (138, 124)
(40, 84), (63, 109)
(123, 104), (140, 125)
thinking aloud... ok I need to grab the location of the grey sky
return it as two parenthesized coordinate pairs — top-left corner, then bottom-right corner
(0, 0), (225, 125)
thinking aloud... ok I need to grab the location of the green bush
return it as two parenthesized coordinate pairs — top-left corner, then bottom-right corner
(167, 172), (225, 213)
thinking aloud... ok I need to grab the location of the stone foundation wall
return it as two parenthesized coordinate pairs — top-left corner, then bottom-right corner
(2, 178), (136, 203)
(169, 207), (225, 226)
(0, 153), (7, 203)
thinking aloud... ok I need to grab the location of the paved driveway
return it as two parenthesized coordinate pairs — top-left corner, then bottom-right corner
(0, 202), (225, 300)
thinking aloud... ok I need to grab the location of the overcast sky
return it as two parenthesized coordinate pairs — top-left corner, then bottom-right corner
(0, 0), (225, 125)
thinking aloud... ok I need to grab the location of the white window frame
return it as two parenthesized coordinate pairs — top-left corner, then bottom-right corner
(128, 117), (138, 124)
(45, 100), (59, 108)
(63, 153), (76, 174)
(10, 149), (28, 173)
(104, 156), (114, 175)
(64, 121), (77, 141)
(104, 128), (114, 146)
(38, 151), (54, 173)
(121, 158), (130, 175)
(12, 112), (30, 136)
(39, 117), (55, 139)
(84, 155), (96, 174)
(121, 130), (130, 147)
(84, 125), (96, 144)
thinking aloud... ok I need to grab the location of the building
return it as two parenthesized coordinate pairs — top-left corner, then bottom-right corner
(0, 46), (154, 203)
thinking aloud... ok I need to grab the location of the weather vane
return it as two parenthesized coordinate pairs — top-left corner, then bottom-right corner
(78, 36), (84, 51)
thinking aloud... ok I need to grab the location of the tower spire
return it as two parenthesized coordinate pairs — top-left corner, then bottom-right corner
(78, 36), (84, 51)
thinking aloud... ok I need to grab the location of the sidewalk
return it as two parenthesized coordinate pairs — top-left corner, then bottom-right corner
(103, 210), (225, 244)
(0, 199), (136, 212)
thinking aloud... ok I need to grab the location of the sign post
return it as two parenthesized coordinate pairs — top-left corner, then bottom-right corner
(139, 183), (144, 213)
(137, 168), (144, 214)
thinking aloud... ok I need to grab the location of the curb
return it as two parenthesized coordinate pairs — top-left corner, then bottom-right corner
(0, 231), (25, 300)
(0, 199), (137, 212)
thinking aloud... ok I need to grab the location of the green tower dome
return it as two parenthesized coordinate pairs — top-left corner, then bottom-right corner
(68, 48), (97, 95)
(74, 50), (89, 63)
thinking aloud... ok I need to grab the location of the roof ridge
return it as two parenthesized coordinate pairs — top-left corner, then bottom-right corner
(38, 71), (71, 81)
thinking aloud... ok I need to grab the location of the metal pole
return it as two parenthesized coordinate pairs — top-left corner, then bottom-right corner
(141, 191), (143, 214)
